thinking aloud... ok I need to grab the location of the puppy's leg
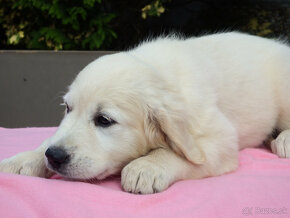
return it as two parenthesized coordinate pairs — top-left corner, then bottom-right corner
(122, 145), (238, 194)
(0, 139), (53, 178)
(122, 109), (239, 194)
(270, 129), (290, 158)
(121, 148), (195, 194)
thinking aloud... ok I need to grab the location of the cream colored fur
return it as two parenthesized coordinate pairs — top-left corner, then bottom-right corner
(1, 32), (290, 194)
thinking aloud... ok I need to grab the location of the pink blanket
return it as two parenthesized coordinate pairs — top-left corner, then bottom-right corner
(0, 127), (289, 218)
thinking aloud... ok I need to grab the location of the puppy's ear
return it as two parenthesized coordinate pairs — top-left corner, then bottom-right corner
(145, 107), (206, 165)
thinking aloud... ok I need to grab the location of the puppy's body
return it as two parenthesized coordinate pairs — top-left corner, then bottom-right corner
(1, 32), (290, 194)
(132, 32), (287, 149)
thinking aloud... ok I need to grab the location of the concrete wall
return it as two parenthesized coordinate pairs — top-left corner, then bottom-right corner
(0, 50), (113, 128)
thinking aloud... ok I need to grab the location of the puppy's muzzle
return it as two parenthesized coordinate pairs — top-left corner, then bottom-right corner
(45, 147), (70, 169)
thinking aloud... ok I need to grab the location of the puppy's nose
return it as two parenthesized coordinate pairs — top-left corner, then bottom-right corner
(45, 147), (69, 169)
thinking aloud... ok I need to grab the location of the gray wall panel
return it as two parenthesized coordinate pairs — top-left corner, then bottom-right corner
(0, 51), (113, 127)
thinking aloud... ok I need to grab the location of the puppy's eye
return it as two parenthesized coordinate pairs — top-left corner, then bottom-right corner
(94, 115), (116, 127)
(65, 103), (72, 114)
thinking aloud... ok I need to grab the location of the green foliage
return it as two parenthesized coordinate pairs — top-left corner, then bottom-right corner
(244, 10), (273, 37)
(141, 0), (167, 19)
(1, 1), (287, 50)
(0, 0), (117, 50)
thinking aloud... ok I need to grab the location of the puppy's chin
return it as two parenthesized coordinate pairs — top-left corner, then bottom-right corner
(66, 169), (111, 181)
(94, 169), (111, 180)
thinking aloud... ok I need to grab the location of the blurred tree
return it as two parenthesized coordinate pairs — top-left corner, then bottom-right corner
(0, 0), (117, 50)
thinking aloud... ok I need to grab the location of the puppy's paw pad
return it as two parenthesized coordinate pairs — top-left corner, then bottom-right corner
(271, 130), (290, 158)
(121, 160), (170, 194)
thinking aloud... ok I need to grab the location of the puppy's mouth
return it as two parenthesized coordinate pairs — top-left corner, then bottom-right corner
(45, 160), (67, 176)
(45, 159), (111, 181)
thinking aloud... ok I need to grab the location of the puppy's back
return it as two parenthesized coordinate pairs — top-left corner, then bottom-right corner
(131, 32), (290, 149)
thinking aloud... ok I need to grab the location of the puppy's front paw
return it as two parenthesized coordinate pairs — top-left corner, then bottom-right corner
(0, 151), (49, 177)
(271, 130), (290, 158)
(121, 159), (170, 194)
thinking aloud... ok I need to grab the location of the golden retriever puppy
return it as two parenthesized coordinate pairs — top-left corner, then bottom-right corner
(1, 32), (290, 194)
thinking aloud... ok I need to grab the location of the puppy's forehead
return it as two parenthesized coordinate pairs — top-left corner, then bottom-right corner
(69, 52), (154, 91)
(63, 52), (153, 117)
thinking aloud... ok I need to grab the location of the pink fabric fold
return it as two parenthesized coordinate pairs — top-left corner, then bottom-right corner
(0, 127), (290, 218)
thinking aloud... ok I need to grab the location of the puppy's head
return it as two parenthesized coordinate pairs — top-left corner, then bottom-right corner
(45, 53), (205, 180)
